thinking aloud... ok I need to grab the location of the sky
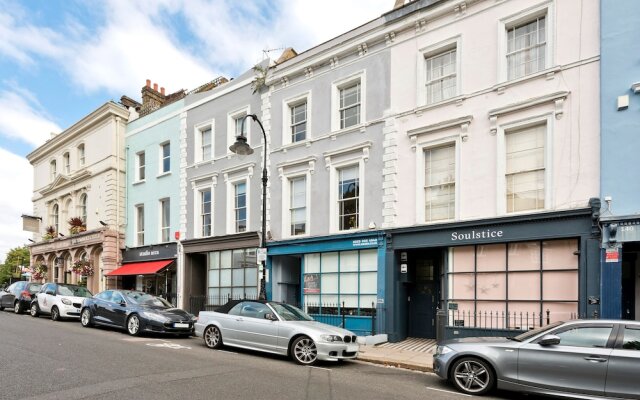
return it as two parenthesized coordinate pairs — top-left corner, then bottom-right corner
(0, 0), (393, 263)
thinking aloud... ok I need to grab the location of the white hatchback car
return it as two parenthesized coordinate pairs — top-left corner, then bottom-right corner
(30, 283), (93, 321)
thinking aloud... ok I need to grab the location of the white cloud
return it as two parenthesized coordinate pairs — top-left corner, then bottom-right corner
(0, 88), (61, 147)
(0, 147), (32, 263)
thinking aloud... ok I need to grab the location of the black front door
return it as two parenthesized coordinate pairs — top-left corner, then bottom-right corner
(621, 250), (636, 320)
(408, 254), (439, 338)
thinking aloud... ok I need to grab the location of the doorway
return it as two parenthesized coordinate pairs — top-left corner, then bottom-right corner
(622, 243), (639, 320)
(272, 255), (301, 306)
(406, 250), (442, 338)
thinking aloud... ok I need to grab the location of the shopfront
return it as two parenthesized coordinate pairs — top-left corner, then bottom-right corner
(181, 232), (260, 313)
(385, 207), (601, 342)
(601, 215), (640, 321)
(267, 231), (386, 336)
(107, 243), (177, 303)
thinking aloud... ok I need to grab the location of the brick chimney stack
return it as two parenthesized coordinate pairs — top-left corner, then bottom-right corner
(160, 87), (165, 95)
(141, 79), (166, 116)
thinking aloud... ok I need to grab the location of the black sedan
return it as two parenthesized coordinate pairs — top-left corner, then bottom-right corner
(80, 290), (196, 336)
(0, 281), (43, 314)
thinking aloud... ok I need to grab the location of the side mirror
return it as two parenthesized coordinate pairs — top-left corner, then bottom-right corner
(46, 290), (55, 296)
(538, 334), (561, 346)
(119, 301), (126, 307)
(264, 313), (278, 321)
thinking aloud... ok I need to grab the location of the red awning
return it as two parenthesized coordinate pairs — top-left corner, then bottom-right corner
(105, 260), (173, 276)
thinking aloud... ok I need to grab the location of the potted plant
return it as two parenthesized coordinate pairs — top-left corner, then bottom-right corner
(68, 217), (86, 235)
(31, 263), (48, 281)
(71, 259), (94, 276)
(42, 226), (56, 240)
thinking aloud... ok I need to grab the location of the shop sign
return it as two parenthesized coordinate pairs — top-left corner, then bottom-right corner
(123, 243), (178, 262)
(400, 263), (407, 273)
(605, 248), (620, 263)
(618, 222), (640, 242)
(448, 302), (458, 310)
(352, 238), (378, 247)
(257, 248), (267, 263)
(304, 273), (320, 294)
(453, 320), (465, 327)
(451, 229), (504, 242)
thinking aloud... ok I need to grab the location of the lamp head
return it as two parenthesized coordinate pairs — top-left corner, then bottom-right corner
(229, 135), (254, 155)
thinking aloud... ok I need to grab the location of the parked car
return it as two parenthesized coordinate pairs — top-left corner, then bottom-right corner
(30, 283), (93, 321)
(195, 300), (359, 366)
(0, 281), (43, 314)
(434, 319), (640, 399)
(80, 290), (195, 336)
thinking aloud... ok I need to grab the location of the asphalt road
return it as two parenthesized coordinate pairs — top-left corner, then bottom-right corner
(0, 309), (537, 400)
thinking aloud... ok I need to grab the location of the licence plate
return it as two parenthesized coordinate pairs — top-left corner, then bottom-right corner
(347, 345), (358, 352)
(75, 308), (81, 313)
(174, 323), (189, 328)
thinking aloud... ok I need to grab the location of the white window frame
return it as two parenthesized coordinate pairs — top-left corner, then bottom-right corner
(159, 141), (170, 175)
(329, 160), (365, 233)
(194, 119), (215, 163)
(50, 202), (59, 233)
(78, 193), (88, 223)
(282, 92), (311, 146)
(496, 113), (554, 215)
(282, 172), (311, 238)
(227, 106), (251, 152)
(63, 152), (70, 174)
(135, 204), (145, 246)
(192, 176), (216, 238)
(331, 71), (366, 133)
(50, 159), (57, 182)
(159, 198), (170, 243)
(135, 151), (145, 183)
(225, 174), (251, 235)
(417, 36), (461, 107)
(415, 137), (460, 223)
(497, 2), (554, 83)
(77, 144), (85, 167)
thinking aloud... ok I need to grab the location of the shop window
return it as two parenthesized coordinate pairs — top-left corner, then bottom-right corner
(207, 249), (258, 303)
(303, 249), (378, 315)
(447, 239), (578, 328)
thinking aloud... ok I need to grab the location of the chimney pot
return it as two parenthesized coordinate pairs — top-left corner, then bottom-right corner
(160, 87), (165, 95)
(146, 79), (151, 87)
(153, 83), (158, 91)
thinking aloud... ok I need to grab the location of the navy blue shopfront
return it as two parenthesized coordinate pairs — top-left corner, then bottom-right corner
(267, 231), (386, 336)
(385, 207), (601, 342)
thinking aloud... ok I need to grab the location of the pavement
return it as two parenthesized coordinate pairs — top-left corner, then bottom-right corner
(357, 343), (434, 373)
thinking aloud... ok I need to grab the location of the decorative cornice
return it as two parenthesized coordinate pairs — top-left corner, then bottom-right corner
(39, 170), (92, 197)
(407, 115), (473, 150)
(323, 141), (372, 169)
(488, 91), (569, 135)
(222, 162), (255, 182)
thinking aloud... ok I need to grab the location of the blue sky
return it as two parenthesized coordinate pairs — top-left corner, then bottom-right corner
(0, 0), (391, 262)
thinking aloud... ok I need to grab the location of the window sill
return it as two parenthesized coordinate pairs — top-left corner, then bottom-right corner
(329, 124), (365, 140)
(280, 139), (311, 153)
(192, 159), (213, 169)
(156, 171), (172, 179)
(413, 95), (466, 115)
(494, 66), (561, 93)
(133, 180), (145, 185)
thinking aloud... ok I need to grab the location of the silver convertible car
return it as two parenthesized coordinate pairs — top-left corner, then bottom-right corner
(434, 319), (640, 399)
(194, 300), (359, 365)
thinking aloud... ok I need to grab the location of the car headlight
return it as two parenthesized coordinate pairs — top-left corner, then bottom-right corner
(141, 311), (169, 323)
(61, 298), (72, 305)
(435, 345), (454, 356)
(320, 335), (343, 343)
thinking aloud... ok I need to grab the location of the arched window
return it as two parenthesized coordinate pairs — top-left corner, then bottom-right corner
(79, 194), (87, 223)
(50, 160), (57, 181)
(63, 152), (70, 174)
(51, 204), (59, 234)
(77, 144), (85, 166)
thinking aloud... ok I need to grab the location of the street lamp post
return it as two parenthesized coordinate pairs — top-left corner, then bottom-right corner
(229, 114), (268, 300)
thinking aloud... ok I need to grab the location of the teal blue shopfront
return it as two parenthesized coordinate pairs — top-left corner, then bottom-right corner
(267, 231), (386, 336)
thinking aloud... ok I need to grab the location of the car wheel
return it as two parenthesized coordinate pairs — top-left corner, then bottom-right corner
(30, 303), (39, 317)
(14, 301), (22, 314)
(127, 314), (141, 336)
(204, 325), (222, 349)
(51, 306), (61, 321)
(291, 336), (318, 366)
(450, 357), (495, 395)
(80, 308), (92, 327)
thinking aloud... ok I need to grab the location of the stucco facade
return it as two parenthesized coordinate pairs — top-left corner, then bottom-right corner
(27, 102), (128, 294)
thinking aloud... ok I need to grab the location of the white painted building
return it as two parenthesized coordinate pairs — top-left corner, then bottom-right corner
(27, 102), (129, 294)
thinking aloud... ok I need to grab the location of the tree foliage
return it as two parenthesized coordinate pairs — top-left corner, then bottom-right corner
(0, 246), (30, 284)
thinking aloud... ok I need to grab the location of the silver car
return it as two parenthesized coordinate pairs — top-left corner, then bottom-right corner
(194, 300), (359, 365)
(434, 319), (640, 398)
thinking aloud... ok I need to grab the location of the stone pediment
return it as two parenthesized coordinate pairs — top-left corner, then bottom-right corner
(40, 170), (92, 196)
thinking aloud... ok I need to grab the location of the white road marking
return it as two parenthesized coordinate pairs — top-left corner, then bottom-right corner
(425, 386), (472, 397)
(306, 366), (331, 371)
(145, 342), (191, 350)
(218, 350), (238, 355)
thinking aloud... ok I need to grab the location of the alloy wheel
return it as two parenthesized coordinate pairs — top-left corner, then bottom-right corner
(51, 306), (60, 321)
(14, 302), (21, 314)
(127, 315), (140, 336)
(81, 309), (91, 327)
(30, 303), (39, 317)
(452, 359), (492, 394)
(293, 337), (318, 365)
(204, 326), (222, 349)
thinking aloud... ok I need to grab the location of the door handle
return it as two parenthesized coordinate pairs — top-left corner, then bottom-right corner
(584, 356), (607, 363)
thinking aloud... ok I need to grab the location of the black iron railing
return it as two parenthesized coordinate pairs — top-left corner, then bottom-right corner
(447, 309), (579, 330)
(188, 294), (258, 314)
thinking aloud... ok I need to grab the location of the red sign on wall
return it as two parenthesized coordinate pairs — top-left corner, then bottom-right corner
(605, 248), (620, 263)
